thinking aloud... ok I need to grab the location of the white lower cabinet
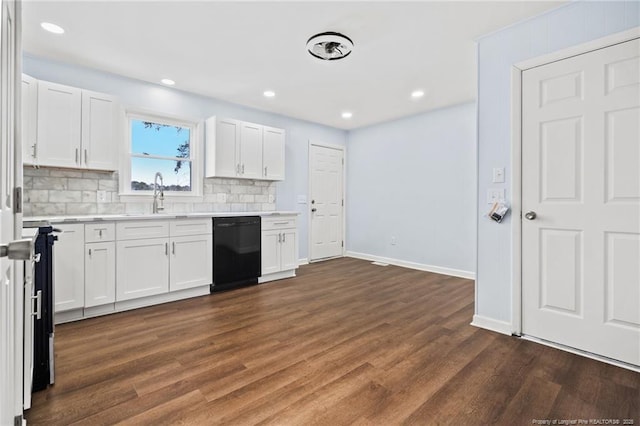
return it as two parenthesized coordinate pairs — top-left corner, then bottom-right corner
(260, 215), (298, 282)
(85, 242), (116, 307)
(54, 224), (85, 312)
(116, 237), (170, 301)
(169, 234), (213, 292)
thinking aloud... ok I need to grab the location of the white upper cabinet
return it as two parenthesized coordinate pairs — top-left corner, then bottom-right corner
(21, 74), (38, 166)
(81, 90), (119, 170)
(205, 116), (285, 181)
(239, 121), (263, 179)
(37, 81), (82, 168)
(31, 78), (119, 170)
(262, 126), (285, 180)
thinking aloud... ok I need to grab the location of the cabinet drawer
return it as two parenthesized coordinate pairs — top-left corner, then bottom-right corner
(85, 222), (115, 243)
(116, 220), (170, 240)
(262, 216), (296, 231)
(170, 218), (212, 237)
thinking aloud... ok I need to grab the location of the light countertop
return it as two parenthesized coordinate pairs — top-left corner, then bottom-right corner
(24, 211), (300, 226)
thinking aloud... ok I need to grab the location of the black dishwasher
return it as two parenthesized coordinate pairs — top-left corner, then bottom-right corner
(212, 216), (261, 292)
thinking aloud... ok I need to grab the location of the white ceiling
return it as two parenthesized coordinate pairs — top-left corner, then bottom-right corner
(22, 1), (564, 130)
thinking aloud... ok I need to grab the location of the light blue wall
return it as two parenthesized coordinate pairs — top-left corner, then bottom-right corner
(476, 1), (639, 323)
(347, 102), (476, 275)
(23, 54), (348, 260)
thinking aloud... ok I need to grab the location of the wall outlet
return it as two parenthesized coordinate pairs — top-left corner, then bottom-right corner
(96, 190), (108, 203)
(390, 236), (397, 245)
(487, 188), (505, 204)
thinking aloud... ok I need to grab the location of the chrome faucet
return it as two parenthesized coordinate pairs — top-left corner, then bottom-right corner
(152, 172), (164, 213)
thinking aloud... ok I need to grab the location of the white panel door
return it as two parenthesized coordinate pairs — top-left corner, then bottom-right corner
(116, 238), (169, 301)
(522, 39), (640, 366)
(81, 90), (118, 171)
(54, 224), (85, 312)
(21, 74), (37, 166)
(169, 234), (212, 292)
(262, 126), (285, 180)
(310, 144), (344, 261)
(239, 122), (263, 179)
(84, 241), (115, 308)
(0, 0), (19, 421)
(36, 81), (81, 168)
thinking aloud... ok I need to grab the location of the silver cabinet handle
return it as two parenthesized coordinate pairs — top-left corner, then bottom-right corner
(274, 222), (288, 225)
(165, 242), (169, 255)
(264, 166), (267, 176)
(88, 248), (92, 257)
(242, 164), (245, 174)
(524, 211), (537, 220)
(282, 233), (286, 243)
(84, 149), (88, 164)
(278, 233), (282, 243)
(99, 229), (103, 238)
(32, 144), (37, 159)
(172, 242), (175, 254)
(75, 148), (79, 164)
(236, 164), (240, 174)
(32, 290), (42, 320)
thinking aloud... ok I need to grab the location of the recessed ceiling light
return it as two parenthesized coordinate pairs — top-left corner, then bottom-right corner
(341, 112), (353, 119)
(263, 90), (275, 98)
(160, 78), (175, 86)
(411, 90), (425, 99)
(40, 22), (65, 34)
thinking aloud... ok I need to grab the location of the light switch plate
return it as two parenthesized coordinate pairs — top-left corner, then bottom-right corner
(492, 167), (505, 183)
(487, 188), (505, 204)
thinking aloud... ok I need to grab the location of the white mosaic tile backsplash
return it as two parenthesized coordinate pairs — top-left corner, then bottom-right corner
(23, 167), (276, 216)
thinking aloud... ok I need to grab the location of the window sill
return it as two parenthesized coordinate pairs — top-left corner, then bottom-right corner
(118, 193), (204, 203)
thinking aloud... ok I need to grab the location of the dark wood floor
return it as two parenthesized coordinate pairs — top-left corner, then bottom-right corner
(26, 258), (639, 425)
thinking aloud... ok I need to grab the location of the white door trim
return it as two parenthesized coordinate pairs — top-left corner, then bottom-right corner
(510, 27), (640, 336)
(307, 140), (346, 262)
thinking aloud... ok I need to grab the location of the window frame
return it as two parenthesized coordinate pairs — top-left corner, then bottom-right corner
(119, 109), (203, 201)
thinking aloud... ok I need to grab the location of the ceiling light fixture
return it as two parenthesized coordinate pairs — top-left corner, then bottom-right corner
(341, 112), (353, 119)
(307, 32), (354, 61)
(40, 22), (65, 34)
(160, 78), (175, 86)
(411, 90), (425, 99)
(263, 90), (275, 98)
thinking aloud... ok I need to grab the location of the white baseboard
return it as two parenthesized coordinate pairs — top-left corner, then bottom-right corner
(345, 251), (475, 280)
(471, 314), (513, 336)
(298, 258), (309, 266)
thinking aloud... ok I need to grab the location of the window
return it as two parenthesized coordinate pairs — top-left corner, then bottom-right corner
(122, 111), (202, 197)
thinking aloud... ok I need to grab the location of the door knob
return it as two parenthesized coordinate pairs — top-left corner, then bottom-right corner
(311, 208), (317, 212)
(524, 211), (537, 220)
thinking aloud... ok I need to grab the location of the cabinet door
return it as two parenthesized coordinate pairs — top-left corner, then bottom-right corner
(261, 230), (281, 275)
(280, 230), (298, 271)
(81, 90), (119, 170)
(54, 224), (85, 312)
(37, 81), (81, 168)
(21, 74), (38, 165)
(239, 122), (263, 179)
(262, 126), (285, 181)
(169, 234), (212, 292)
(116, 238), (169, 301)
(213, 118), (240, 178)
(85, 241), (115, 307)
